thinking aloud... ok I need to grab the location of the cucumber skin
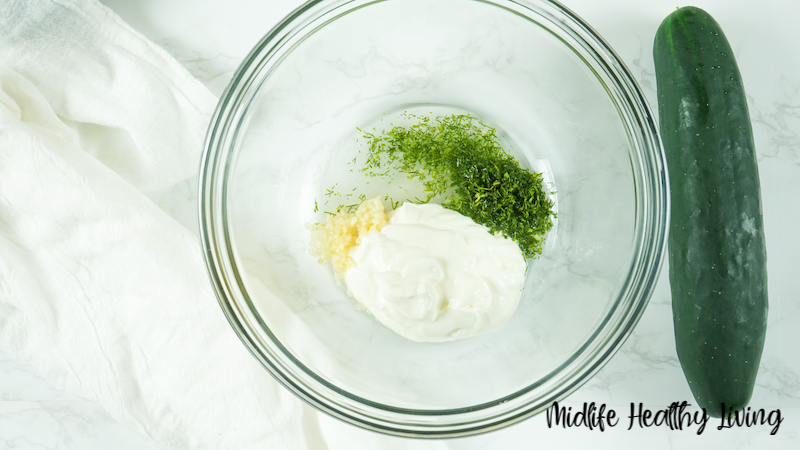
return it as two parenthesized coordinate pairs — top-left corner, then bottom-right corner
(653, 7), (768, 418)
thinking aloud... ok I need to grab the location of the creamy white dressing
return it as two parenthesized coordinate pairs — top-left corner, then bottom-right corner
(344, 203), (527, 342)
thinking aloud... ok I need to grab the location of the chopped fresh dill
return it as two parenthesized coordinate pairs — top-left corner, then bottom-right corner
(334, 203), (359, 214)
(361, 113), (555, 258)
(314, 113), (555, 258)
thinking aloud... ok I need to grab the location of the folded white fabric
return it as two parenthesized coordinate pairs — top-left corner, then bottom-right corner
(0, 1), (445, 448)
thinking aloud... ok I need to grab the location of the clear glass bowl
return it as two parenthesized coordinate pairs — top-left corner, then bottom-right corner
(199, 0), (667, 437)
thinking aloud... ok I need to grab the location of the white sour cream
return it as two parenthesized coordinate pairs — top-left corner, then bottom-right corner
(344, 203), (527, 342)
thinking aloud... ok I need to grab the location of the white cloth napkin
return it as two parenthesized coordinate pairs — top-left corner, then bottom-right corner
(0, 1), (446, 448)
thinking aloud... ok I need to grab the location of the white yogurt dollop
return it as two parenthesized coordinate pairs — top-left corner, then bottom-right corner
(344, 202), (527, 342)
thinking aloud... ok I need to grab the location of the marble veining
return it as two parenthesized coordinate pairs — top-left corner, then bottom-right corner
(3, 0), (799, 448)
(155, 39), (241, 97)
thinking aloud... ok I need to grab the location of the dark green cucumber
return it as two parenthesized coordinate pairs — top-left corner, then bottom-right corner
(653, 7), (768, 418)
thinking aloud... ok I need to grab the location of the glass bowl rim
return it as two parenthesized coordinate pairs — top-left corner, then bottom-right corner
(198, 0), (669, 438)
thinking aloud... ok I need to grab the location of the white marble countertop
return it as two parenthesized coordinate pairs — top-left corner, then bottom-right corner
(2, 0), (798, 448)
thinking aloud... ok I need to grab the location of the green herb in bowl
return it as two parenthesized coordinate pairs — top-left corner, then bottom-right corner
(361, 113), (555, 259)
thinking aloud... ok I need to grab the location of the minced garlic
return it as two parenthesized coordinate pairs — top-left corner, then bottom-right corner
(310, 197), (388, 276)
